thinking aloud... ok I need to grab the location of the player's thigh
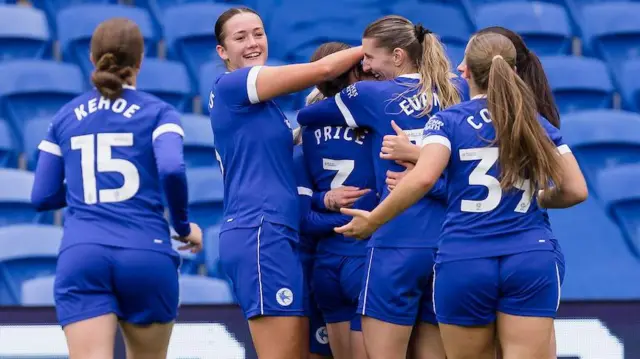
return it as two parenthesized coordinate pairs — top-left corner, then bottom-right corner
(249, 316), (308, 359)
(308, 294), (333, 358)
(63, 313), (118, 359)
(439, 322), (496, 359)
(358, 247), (434, 327)
(55, 244), (120, 328)
(326, 321), (351, 359)
(360, 316), (413, 359)
(112, 248), (180, 326)
(410, 322), (445, 359)
(433, 257), (499, 326)
(220, 221), (306, 319)
(497, 312), (554, 359)
(119, 321), (175, 359)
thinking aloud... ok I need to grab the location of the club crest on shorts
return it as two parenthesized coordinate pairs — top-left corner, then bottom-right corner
(276, 287), (293, 306)
(315, 326), (329, 345)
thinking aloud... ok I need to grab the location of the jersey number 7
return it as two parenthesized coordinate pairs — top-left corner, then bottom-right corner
(323, 158), (354, 189)
(460, 147), (533, 213)
(71, 133), (140, 205)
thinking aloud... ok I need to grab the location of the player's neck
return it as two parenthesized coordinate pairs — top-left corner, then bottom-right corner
(469, 83), (486, 99)
(395, 64), (418, 78)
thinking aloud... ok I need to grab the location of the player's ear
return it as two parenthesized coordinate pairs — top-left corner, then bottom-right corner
(216, 44), (229, 62)
(392, 48), (405, 67)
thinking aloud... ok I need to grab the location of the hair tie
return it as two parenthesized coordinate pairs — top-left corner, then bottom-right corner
(492, 54), (503, 61)
(414, 23), (431, 44)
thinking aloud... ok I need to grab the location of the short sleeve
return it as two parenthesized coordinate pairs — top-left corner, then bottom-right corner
(37, 117), (61, 157)
(421, 113), (452, 151)
(216, 66), (263, 107)
(152, 104), (184, 142)
(539, 116), (571, 155)
(297, 81), (376, 128)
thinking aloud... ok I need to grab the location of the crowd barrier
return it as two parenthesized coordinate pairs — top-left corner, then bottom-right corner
(0, 302), (637, 358)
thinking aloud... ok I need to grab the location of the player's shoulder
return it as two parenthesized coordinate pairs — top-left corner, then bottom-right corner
(342, 79), (383, 99)
(449, 75), (470, 100)
(52, 90), (98, 125)
(433, 98), (480, 123)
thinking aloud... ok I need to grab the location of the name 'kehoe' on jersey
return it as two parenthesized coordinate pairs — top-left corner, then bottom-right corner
(73, 96), (141, 121)
(398, 91), (441, 116)
(313, 125), (368, 145)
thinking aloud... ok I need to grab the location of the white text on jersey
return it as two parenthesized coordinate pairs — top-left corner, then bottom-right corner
(314, 126), (366, 145)
(399, 92), (440, 116)
(466, 108), (492, 130)
(74, 96), (141, 121)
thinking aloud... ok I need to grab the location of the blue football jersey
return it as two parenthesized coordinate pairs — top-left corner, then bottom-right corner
(209, 66), (299, 233)
(38, 86), (184, 254)
(293, 144), (317, 253)
(302, 124), (376, 255)
(422, 96), (571, 262)
(297, 74), (470, 248)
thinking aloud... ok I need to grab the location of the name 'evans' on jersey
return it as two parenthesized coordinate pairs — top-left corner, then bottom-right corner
(73, 96), (141, 121)
(399, 91), (441, 116)
(313, 126), (367, 145)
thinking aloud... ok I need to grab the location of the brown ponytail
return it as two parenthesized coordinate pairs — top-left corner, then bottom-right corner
(417, 32), (460, 115)
(89, 18), (143, 100)
(468, 33), (562, 193)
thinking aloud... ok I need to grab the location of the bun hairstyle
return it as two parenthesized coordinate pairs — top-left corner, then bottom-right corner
(90, 18), (143, 100)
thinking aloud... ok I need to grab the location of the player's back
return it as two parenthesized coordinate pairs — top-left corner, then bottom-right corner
(209, 67), (299, 233)
(51, 87), (174, 253)
(425, 96), (560, 262)
(302, 124), (376, 255)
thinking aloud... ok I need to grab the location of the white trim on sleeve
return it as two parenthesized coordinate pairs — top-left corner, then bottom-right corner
(152, 123), (185, 142)
(297, 186), (313, 196)
(38, 140), (62, 156)
(421, 135), (451, 151)
(557, 144), (571, 155)
(335, 93), (358, 128)
(247, 66), (263, 104)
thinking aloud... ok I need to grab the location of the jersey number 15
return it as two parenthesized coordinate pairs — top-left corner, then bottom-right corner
(71, 133), (140, 205)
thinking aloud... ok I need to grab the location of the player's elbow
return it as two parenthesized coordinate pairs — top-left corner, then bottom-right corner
(416, 175), (437, 194)
(30, 192), (46, 211)
(566, 181), (588, 206)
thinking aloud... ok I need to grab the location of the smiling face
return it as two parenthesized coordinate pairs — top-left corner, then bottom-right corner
(216, 12), (267, 70)
(361, 37), (398, 80)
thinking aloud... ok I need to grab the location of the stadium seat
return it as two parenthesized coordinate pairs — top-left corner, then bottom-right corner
(561, 110), (640, 195)
(186, 167), (224, 229)
(548, 197), (640, 300)
(0, 60), (83, 149)
(22, 117), (51, 171)
(57, 5), (157, 81)
(391, 2), (472, 49)
(0, 120), (17, 169)
(181, 114), (216, 168)
(199, 59), (303, 113)
(0, 169), (54, 226)
(21, 275), (54, 306)
(137, 59), (192, 112)
(581, 3), (640, 72)
(0, 225), (61, 305)
(619, 59), (640, 112)
(30, 0), (118, 38)
(598, 164), (640, 259)
(178, 275), (234, 304)
(164, 3), (233, 91)
(541, 56), (614, 114)
(0, 5), (50, 61)
(475, 2), (572, 56)
(204, 224), (222, 278)
(445, 45), (465, 70)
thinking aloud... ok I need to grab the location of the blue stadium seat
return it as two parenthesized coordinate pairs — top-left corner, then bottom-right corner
(138, 59), (192, 112)
(475, 2), (572, 56)
(619, 59), (640, 112)
(0, 225), (61, 305)
(541, 56), (614, 114)
(21, 275), (54, 306)
(445, 45), (465, 70)
(178, 275), (234, 304)
(598, 164), (640, 259)
(181, 114), (216, 168)
(391, 2), (472, 49)
(57, 5), (157, 81)
(548, 197), (640, 300)
(22, 117), (51, 171)
(581, 3), (640, 71)
(187, 167), (224, 229)
(0, 60), (83, 148)
(0, 169), (53, 226)
(204, 224), (222, 278)
(30, 0), (118, 38)
(0, 5), (49, 61)
(561, 110), (640, 195)
(0, 120), (16, 169)
(164, 3), (233, 91)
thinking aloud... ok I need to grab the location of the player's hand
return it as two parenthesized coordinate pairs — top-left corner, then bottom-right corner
(173, 223), (203, 254)
(324, 186), (371, 212)
(380, 120), (418, 162)
(335, 208), (378, 239)
(386, 161), (415, 191)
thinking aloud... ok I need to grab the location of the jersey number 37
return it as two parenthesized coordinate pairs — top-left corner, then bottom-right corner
(71, 133), (140, 205)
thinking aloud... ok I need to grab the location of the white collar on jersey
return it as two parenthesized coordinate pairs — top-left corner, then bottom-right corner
(123, 85), (136, 90)
(398, 73), (420, 79)
(472, 94), (487, 99)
